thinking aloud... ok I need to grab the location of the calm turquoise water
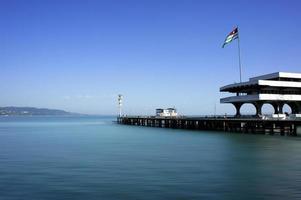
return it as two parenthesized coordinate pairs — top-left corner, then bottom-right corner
(0, 116), (301, 200)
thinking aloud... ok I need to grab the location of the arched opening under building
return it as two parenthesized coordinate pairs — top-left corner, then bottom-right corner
(223, 104), (237, 116)
(283, 104), (292, 115)
(240, 103), (256, 116)
(261, 103), (274, 115)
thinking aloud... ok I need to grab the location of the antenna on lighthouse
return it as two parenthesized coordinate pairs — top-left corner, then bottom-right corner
(118, 94), (123, 117)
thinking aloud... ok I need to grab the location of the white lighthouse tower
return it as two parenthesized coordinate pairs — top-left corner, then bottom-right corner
(118, 94), (123, 117)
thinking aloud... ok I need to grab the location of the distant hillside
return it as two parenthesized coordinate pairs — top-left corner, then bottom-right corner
(0, 107), (73, 116)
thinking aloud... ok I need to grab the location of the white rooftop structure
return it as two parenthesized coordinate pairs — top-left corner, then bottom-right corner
(220, 72), (301, 116)
(156, 108), (178, 117)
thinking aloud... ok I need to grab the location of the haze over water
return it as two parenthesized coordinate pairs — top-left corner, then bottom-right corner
(0, 116), (300, 200)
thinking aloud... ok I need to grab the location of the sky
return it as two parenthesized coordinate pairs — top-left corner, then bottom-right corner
(1, 0), (301, 115)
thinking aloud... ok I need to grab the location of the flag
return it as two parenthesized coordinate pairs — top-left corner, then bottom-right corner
(222, 27), (238, 48)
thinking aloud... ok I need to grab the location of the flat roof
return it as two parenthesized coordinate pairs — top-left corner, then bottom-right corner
(220, 80), (301, 92)
(250, 72), (301, 81)
(220, 72), (301, 92)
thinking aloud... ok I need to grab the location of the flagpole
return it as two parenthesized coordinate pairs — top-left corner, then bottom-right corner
(237, 27), (242, 83)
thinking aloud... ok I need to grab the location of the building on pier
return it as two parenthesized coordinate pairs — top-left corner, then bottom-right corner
(156, 108), (178, 117)
(220, 72), (301, 117)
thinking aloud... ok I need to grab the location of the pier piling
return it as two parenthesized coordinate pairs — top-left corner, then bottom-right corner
(117, 116), (301, 136)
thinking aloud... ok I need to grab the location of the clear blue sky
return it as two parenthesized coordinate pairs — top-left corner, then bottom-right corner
(1, 0), (301, 115)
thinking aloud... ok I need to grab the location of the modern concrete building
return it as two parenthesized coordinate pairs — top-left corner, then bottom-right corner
(156, 108), (178, 117)
(220, 72), (301, 117)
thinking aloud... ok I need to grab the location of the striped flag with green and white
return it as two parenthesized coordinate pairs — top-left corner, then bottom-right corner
(222, 27), (239, 48)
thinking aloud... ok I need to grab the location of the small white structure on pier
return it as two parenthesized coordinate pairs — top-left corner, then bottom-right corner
(220, 72), (301, 117)
(156, 108), (178, 117)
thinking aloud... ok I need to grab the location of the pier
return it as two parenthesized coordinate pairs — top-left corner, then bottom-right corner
(117, 116), (301, 136)
(117, 72), (301, 136)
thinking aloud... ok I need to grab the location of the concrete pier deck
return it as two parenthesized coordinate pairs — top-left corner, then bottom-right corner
(117, 116), (301, 136)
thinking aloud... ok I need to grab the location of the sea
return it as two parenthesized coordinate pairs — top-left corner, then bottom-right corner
(0, 115), (301, 200)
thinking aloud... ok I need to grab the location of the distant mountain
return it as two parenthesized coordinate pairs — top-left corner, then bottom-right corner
(0, 107), (74, 116)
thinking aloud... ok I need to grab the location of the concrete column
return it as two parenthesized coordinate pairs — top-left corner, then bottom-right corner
(272, 102), (284, 114)
(253, 102), (263, 117)
(272, 103), (279, 114)
(278, 102), (284, 114)
(233, 103), (243, 117)
(296, 102), (301, 114)
(288, 103), (297, 114)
